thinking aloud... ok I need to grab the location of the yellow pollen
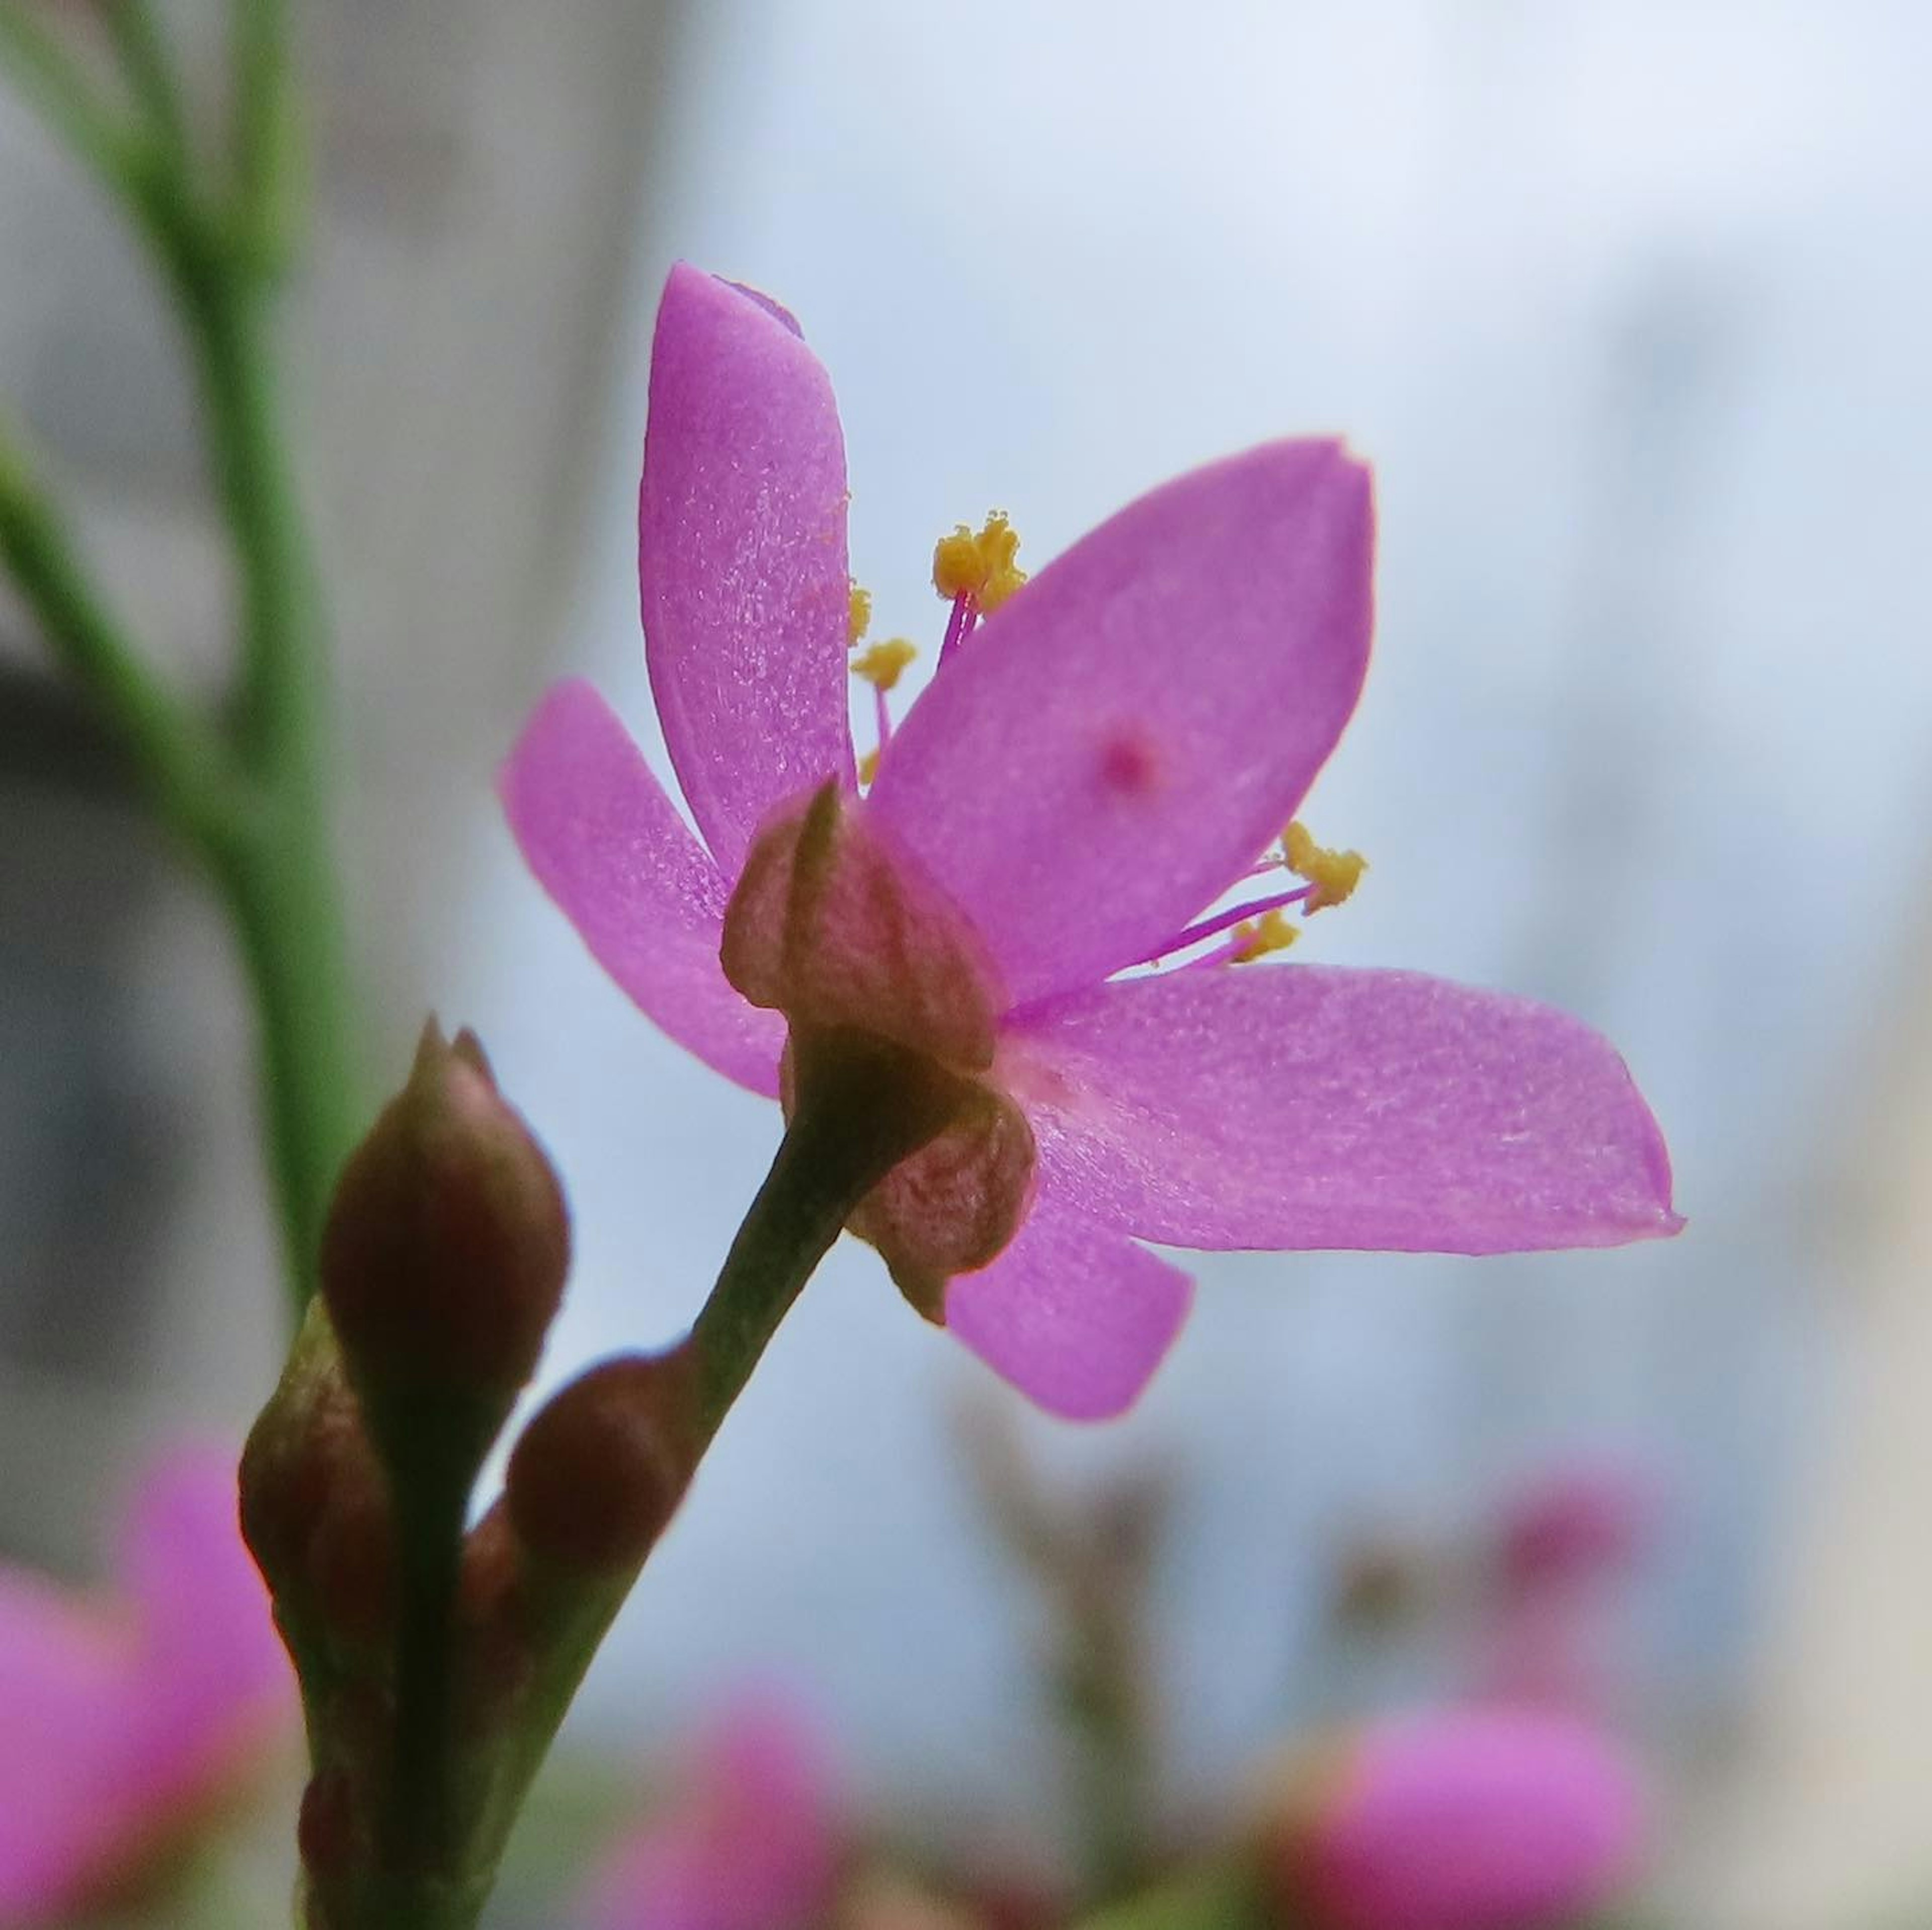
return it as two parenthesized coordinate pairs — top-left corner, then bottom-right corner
(851, 637), (917, 692)
(848, 582), (872, 646)
(858, 746), (880, 785)
(1231, 909), (1299, 963)
(932, 512), (1027, 612)
(1283, 820), (1367, 912)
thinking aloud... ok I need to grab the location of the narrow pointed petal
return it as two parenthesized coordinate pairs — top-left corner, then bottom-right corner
(1002, 967), (1680, 1254)
(867, 441), (1372, 1003)
(640, 265), (856, 875)
(943, 1194), (1194, 1421)
(502, 681), (785, 1098)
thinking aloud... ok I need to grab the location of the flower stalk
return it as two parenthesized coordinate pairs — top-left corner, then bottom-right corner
(0, 0), (360, 1307)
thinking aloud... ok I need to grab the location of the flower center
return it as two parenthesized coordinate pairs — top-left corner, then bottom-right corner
(721, 783), (1037, 1312)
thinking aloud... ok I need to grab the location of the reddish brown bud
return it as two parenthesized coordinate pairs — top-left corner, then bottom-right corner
(321, 1021), (569, 1404)
(297, 1766), (362, 1879)
(506, 1355), (699, 1574)
(451, 1507), (536, 1738)
(239, 1326), (396, 1651)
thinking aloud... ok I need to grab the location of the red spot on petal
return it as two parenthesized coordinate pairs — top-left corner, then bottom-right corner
(1097, 729), (1163, 798)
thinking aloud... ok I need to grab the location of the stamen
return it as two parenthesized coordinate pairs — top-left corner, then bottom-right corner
(1229, 909), (1298, 963)
(858, 746), (880, 785)
(1158, 882), (1312, 959)
(848, 581), (872, 646)
(1284, 820), (1366, 911)
(851, 638), (917, 692)
(934, 513), (1026, 609)
(938, 592), (972, 665)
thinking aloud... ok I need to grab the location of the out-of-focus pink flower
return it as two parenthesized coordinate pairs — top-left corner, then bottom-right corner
(0, 1443), (294, 1925)
(1283, 1707), (1643, 1930)
(504, 264), (1680, 1422)
(1483, 1463), (1657, 1713)
(1496, 1464), (1654, 1598)
(586, 1695), (841, 1930)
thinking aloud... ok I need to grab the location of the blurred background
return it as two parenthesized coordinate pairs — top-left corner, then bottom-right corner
(4, 2), (1931, 1924)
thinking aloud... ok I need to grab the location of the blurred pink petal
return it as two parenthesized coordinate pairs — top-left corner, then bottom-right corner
(589, 1694), (840, 1930)
(1481, 1462), (1658, 1714)
(1005, 967), (1680, 1253)
(506, 265), (1680, 1421)
(944, 1193), (1193, 1421)
(1495, 1463), (1656, 1595)
(0, 1444), (293, 1926)
(1296, 1708), (1643, 1930)
(867, 441), (1371, 1005)
(502, 679), (786, 1096)
(641, 264), (855, 876)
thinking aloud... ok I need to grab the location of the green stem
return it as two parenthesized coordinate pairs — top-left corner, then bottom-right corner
(1069, 1863), (1267, 1930)
(0, 3), (145, 198)
(214, 802), (362, 1306)
(332, 1032), (978, 1930)
(97, 0), (188, 153)
(0, 415), (237, 844)
(685, 1029), (972, 1437)
(1, 3), (357, 1307)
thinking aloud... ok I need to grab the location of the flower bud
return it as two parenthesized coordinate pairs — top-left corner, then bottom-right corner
(505, 1354), (699, 1575)
(1265, 1708), (1644, 1930)
(240, 1313), (394, 1649)
(321, 1022), (569, 1408)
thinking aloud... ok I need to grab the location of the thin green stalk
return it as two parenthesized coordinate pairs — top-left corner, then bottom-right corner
(0, 3), (143, 198)
(0, 413), (237, 847)
(97, 0), (187, 152)
(4, 0), (358, 1304)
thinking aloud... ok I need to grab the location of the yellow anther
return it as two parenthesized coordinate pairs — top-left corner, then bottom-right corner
(1230, 909), (1299, 963)
(1284, 820), (1367, 912)
(858, 746), (880, 785)
(851, 638), (917, 692)
(848, 582), (872, 646)
(932, 512), (1027, 612)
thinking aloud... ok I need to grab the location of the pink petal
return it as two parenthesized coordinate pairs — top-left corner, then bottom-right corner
(942, 1194), (1194, 1421)
(1300, 1708), (1644, 1930)
(0, 1580), (128, 1922)
(119, 1446), (291, 1795)
(640, 265), (855, 877)
(867, 441), (1372, 1004)
(588, 1693), (840, 1930)
(1001, 966), (1680, 1255)
(502, 680), (785, 1098)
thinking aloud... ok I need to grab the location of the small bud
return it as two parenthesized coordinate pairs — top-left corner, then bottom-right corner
(506, 1355), (699, 1574)
(241, 1309), (393, 1649)
(321, 1022), (569, 1407)
(297, 1766), (362, 1880)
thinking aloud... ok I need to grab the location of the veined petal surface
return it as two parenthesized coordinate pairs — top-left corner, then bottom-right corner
(640, 265), (855, 875)
(1002, 966), (1679, 1254)
(501, 681), (785, 1098)
(868, 441), (1373, 1004)
(943, 1193), (1193, 1421)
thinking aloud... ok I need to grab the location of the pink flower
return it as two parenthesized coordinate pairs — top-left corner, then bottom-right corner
(1494, 1464), (1654, 1598)
(0, 1443), (294, 1925)
(503, 265), (1679, 1420)
(585, 1694), (841, 1930)
(1287, 1708), (1644, 1930)
(1481, 1463), (1657, 1715)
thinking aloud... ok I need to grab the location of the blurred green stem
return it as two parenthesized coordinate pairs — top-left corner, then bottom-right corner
(0, 0), (359, 1308)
